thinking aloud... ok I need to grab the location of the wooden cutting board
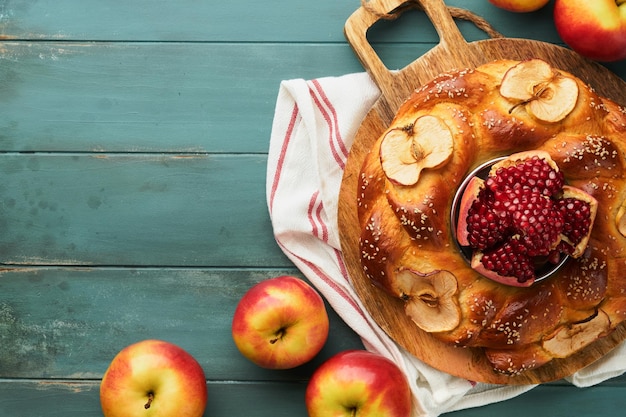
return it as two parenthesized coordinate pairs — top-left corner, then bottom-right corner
(338, 0), (626, 385)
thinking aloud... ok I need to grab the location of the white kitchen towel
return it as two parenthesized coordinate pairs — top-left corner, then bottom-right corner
(266, 71), (626, 416)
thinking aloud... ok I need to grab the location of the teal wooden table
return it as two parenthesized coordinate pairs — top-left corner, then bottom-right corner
(1, 1), (625, 416)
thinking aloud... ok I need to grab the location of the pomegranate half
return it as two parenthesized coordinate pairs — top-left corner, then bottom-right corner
(456, 151), (597, 287)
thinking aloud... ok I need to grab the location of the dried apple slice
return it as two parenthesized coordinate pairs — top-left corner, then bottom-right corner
(394, 268), (461, 333)
(500, 58), (579, 123)
(542, 310), (610, 358)
(380, 115), (454, 186)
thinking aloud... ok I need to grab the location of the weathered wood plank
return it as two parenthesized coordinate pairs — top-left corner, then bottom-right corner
(0, 41), (378, 153)
(0, 42), (360, 153)
(1, 42), (624, 154)
(0, 380), (102, 417)
(0, 153), (289, 266)
(0, 267), (364, 380)
(0, 380), (309, 417)
(0, 1), (625, 415)
(1, 377), (625, 417)
(0, 0), (558, 43)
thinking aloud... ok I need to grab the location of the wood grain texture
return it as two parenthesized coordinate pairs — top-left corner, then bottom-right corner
(0, 0), (559, 43)
(0, 380), (310, 417)
(0, 153), (289, 267)
(0, 42), (365, 153)
(339, 0), (626, 385)
(1, 378), (625, 417)
(0, 267), (363, 380)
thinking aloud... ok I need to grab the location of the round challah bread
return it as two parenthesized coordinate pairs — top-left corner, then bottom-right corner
(357, 58), (626, 375)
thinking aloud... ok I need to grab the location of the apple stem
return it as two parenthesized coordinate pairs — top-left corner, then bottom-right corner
(144, 392), (154, 409)
(269, 328), (286, 344)
(509, 77), (554, 115)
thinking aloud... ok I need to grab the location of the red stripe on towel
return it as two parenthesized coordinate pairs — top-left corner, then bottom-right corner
(307, 191), (329, 243)
(277, 240), (367, 320)
(308, 81), (345, 169)
(334, 247), (351, 285)
(311, 79), (349, 161)
(269, 103), (300, 215)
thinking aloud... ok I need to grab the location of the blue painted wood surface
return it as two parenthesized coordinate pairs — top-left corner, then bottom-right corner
(1, 0), (625, 416)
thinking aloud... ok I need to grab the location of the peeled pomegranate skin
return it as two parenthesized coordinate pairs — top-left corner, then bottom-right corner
(458, 152), (596, 286)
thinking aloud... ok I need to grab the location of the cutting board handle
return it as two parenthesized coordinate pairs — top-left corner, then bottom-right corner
(345, 0), (484, 111)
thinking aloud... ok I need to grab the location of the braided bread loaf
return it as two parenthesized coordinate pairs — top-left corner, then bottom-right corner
(357, 58), (626, 375)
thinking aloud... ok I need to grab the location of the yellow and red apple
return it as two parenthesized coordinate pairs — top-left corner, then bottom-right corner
(305, 350), (413, 417)
(554, 0), (626, 62)
(488, 0), (550, 13)
(100, 339), (207, 417)
(231, 275), (330, 369)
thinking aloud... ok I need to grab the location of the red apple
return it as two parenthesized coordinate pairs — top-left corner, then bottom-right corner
(306, 350), (413, 417)
(232, 275), (329, 369)
(488, 0), (550, 13)
(554, 0), (626, 62)
(100, 339), (207, 417)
